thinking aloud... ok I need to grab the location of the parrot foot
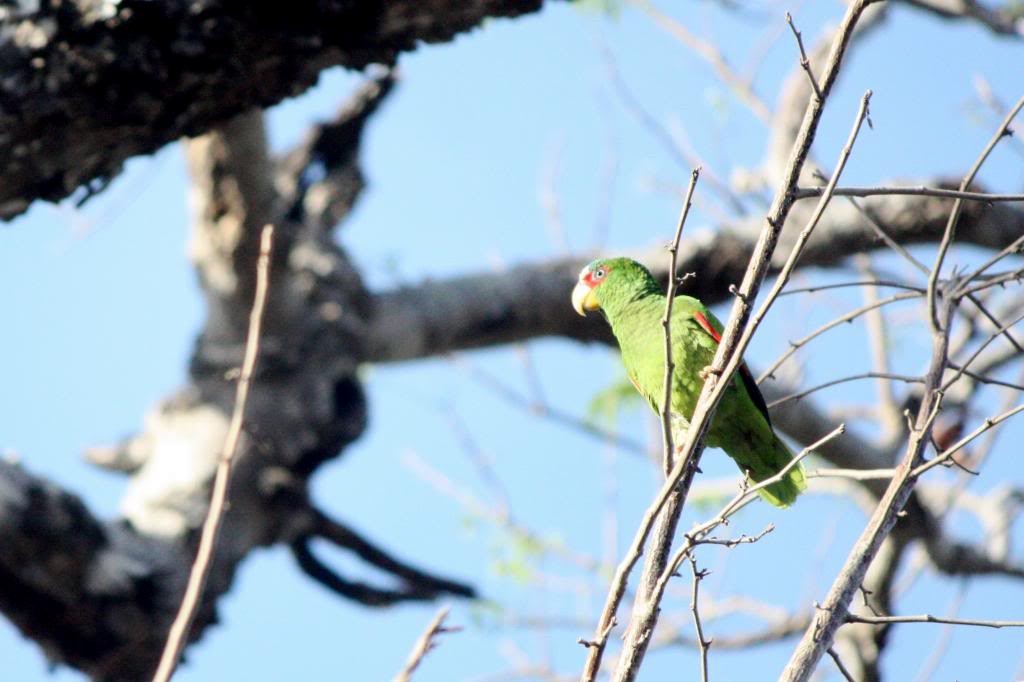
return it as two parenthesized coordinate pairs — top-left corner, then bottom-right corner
(699, 365), (720, 381)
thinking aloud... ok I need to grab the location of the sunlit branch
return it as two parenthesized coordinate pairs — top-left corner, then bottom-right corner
(795, 186), (1024, 202)
(660, 169), (701, 473)
(926, 95), (1024, 331)
(768, 372), (923, 409)
(846, 613), (1024, 629)
(757, 291), (921, 384)
(913, 403), (1024, 477)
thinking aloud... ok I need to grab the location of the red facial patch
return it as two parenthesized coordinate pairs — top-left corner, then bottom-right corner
(583, 262), (613, 287)
(693, 311), (722, 343)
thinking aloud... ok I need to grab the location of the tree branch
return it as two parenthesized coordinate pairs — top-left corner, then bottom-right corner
(361, 182), (1024, 364)
(0, 0), (545, 219)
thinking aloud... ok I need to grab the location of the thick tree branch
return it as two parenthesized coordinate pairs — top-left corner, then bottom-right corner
(0, 77), (461, 678)
(0, 459), (183, 679)
(362, 184), (1024, 363)
(900, 0), (1024, 35)
(275, 68), (397, 232)
(0, 0), (544, 219)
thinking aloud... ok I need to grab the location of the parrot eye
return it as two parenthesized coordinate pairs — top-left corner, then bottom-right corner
(594, 268), (606, 280)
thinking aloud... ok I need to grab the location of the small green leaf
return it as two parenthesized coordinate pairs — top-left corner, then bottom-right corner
(491, 558), (534, 584)
(586, 375), (643, 427)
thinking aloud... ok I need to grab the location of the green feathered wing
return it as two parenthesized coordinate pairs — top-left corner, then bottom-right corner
(611, 293), (806, 508)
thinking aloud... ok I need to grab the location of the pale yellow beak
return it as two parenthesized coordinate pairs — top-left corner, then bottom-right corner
(572, 280), (600, 316)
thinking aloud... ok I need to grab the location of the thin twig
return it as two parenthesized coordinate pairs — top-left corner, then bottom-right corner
(600, 46), (744, 219)
(457, 358), (648, 458)
(857, 255), (902, 437)
(779, 279), (924, 297)
(913, 403), (1024, 477)
(846, 613), (1024, 629)
(152, 225), (275, 682)
(656, 426), (845, 594)
(941, 309), (1024, 391)
(926, 95), (1024, 331)
(636, 0), (773, 123)
(689, 558), (711, 682)
(660, 168), (701, 474)
(912, 584), (968, 682)
(741, 91), (873, 342)
(393, 607), (460, 682)
(786, 13), (822, 101)
(847, 195), (929, 274)
(809, 468), (896, 482)
(779, 296), (956, 681)
(962, 291), (1024, 355)
(945, 364), (1024, 393)
(768, 371), (923, 409)
(612, 429), (847, 671)
(955, 267), (1024, 301)
(794, 185), (1024, 202)
(758, 291), (920, 384)
(956, 233), (1024, 287)
(827, 648), (856, 682)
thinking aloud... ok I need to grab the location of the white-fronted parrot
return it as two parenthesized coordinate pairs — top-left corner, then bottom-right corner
(572, 257), (806, 507)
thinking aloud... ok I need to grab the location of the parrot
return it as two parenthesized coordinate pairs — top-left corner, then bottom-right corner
(571, 256), (806, 507)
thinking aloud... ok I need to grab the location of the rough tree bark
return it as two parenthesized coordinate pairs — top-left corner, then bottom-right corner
(0, 0), (545, 219)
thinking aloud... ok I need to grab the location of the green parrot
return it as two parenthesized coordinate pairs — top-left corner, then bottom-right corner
(571, 257), (806, 507)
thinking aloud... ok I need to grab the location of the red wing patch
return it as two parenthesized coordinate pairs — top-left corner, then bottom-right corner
(693, 311), (722, 343)
(693, 310), (772, 426)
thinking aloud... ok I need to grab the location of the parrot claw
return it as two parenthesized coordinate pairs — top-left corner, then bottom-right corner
(699, 365), (719, 381)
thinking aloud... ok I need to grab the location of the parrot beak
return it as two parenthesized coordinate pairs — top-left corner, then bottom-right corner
(572, 281), (599, 316)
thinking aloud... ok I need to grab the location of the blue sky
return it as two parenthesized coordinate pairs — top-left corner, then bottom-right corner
(2, 2), (1024, 680)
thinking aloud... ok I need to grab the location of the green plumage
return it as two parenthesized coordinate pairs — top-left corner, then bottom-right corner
(579, 257), (806, 507)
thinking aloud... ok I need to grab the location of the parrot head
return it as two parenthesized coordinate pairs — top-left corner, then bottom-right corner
(571, 257), (658, 316)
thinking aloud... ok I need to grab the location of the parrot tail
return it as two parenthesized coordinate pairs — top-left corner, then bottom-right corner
(740, 433), (807, 508)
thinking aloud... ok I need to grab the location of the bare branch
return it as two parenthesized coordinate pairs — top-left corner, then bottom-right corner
(900, 0), (1024, 36)
(758, 291), (920, 384)
(858, 255), (903, 438)
(275, 69), (396, 232)
(827, 647), (857, 682)
(634, 0), (773, 123)
(926, 95), (1024, 331)
(363, 182), (1024, 364)
(786, 13), (822, 101)
(153, 225), (275, 682)
(795, 185), (1024, 202)
(847, 613), (1024, 629)
(913, 403), (1024, 477)
(658, 613), (810, 650)
(689, 559), (711, 682)
(779, 297), (957, 681)
(767, 372), (923, 409)
(779, 279), (924, 296)
(660, 169), (702, 473)
(941, 309), (1024, 391)
(393, 607), (460, 682)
